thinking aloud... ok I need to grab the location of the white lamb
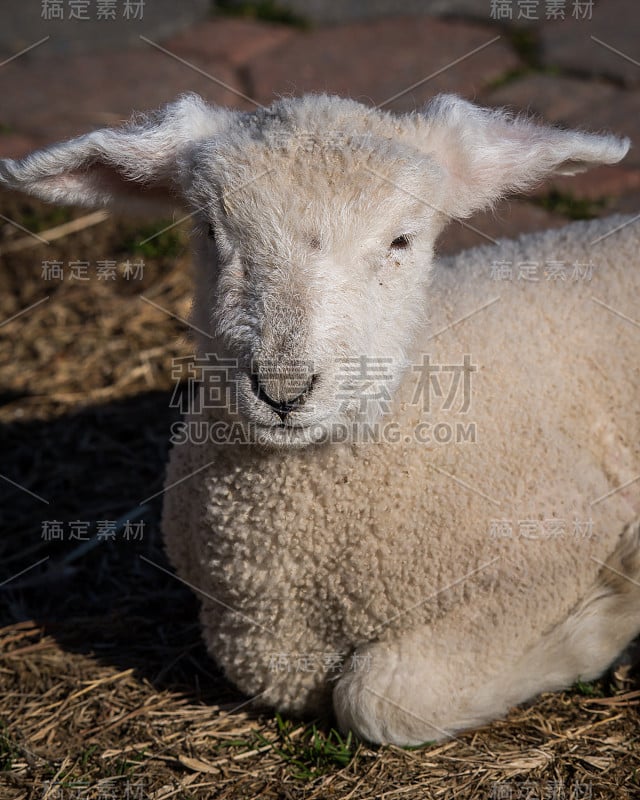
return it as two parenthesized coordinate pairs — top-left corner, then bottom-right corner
(2, 94), (639, 747)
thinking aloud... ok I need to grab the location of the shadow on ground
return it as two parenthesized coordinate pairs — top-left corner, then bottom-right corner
(1, 390), (242, 708)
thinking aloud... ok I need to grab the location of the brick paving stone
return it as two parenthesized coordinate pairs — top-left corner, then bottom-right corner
(0, 49), (246, 145)
(0, 132), (43, 159)
(0, 0), (210, 59)
(609, 192), (640, 220)
(436, 199), (568, 255)
(487, 74), (640, 167)
(486, 73), (613, 121)
(236, 0), (491, 25)
(532, 165), (640, 201)
(2, 10), (637, 230)
(246, 16), (519, 111)
(539, 0), (640, 86)
(164, 18), (295, 70)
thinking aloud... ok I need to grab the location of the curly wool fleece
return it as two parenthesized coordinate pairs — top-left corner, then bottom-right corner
(163, 217), (640, 743)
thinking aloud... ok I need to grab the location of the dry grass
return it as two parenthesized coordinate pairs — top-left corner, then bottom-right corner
(1, 195), (639, 800)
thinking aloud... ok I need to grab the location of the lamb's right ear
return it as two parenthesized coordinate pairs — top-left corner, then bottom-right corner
(0, 94), (234, 214)
(408, 95), (630, 219)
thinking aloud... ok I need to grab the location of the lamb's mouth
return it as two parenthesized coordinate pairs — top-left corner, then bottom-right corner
(254, 418), (322, 434)
(251, 417), (332, 446)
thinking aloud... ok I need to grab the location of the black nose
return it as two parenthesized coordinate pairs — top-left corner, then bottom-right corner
(251, 374), (318, 421)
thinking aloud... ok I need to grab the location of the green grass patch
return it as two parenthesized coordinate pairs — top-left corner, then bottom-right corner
(273, 714), (356, 781)
(533, 189), (609, 220)
(573, 679), (606, 698)
(214, 0), (310, 28)
(486, 64), (564, 93)
(119, 222), (187, 260)
(0, 725), (16, 771)
(486, 67), (532, 92)
(14, 204), (75, 233)
(79, 744), (100, 766)
(256, 714), (357, 781)
(509, 27), (541, 68)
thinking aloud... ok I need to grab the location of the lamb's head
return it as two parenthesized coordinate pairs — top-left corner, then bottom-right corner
(185, 99), (450, 446)
(0, 93), (629, 447)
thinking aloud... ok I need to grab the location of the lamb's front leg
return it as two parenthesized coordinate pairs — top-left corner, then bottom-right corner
(334, 519), (640, 746)
(333, 618), (517, 747)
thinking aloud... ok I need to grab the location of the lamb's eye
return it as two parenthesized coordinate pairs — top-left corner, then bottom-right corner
(207, 223), (215, 239)
(390, 234), (411, 251)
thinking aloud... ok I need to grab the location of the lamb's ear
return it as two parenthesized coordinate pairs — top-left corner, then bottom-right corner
(0, 94), (234, 214)
(411, 95), (630, 219)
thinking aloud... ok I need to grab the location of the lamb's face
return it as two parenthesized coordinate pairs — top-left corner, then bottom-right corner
(185, 127), (444, 447)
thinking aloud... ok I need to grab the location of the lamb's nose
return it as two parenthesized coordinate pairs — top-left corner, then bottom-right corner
(251, 373), (318, 421)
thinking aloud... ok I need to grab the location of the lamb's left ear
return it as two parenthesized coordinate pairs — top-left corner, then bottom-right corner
(411, 95), (630, 219)
(0, 93), (233, 214)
